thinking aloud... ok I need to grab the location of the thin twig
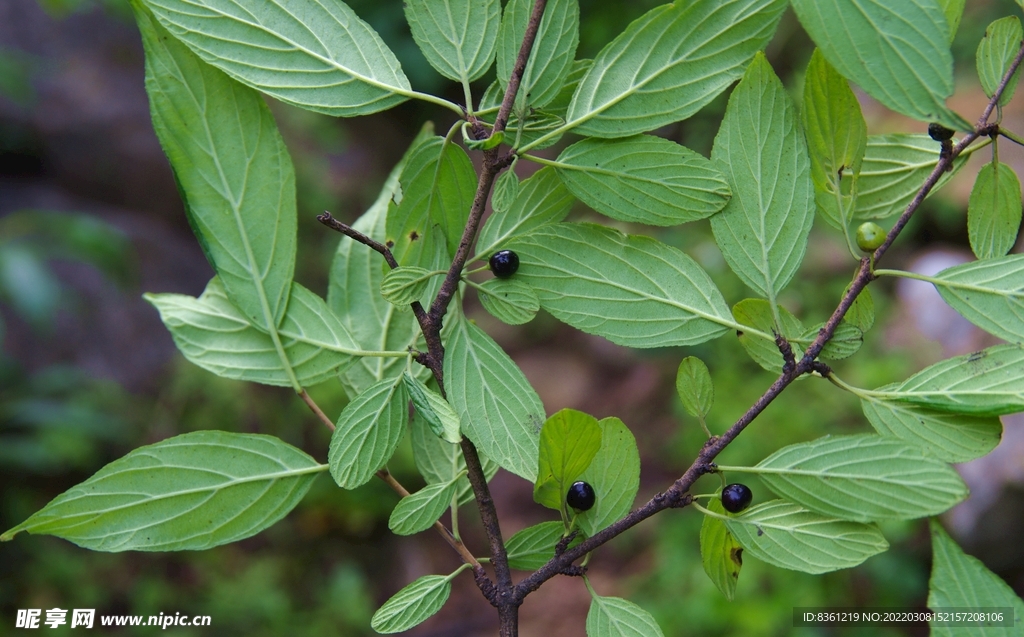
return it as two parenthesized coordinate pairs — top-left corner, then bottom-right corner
(318, 211), (432, 335)
(299, 390), (334, 431)
(317, 211), (398, 268)
(376, 468), (483, 569)
(296, 389), (482, 569)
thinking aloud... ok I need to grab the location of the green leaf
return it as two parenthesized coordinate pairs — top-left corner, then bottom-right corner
(564, 0), (786, 139)
(405, 0), (500, 85)
(977, 17), (1023, 106)
(747, 434), (968, 522)
(724, 500), (889, 574)
(700, 499), (743, 601)
(799, 321), (863, 361)
(544, 58), (592, 117)
(802, 48), (866, 231)
(135, 3), (296, 331)
(146, 278), (360, 387)
(410, 411), (498, 507)
(886, 344), (1024, 416)
(444, 315), (544, 481)
(586, 594), (665, 637)
(711, 53), (814, 301)
(492, 169), (520, 213)
(732, 299), (803, 373)
(855, 134), (966, 220)
(475, 167), (574, 258)
(938, 0), (965, 43)
(371, 574), (452, 634)
(329, 126), (431, 398)
(515, 113), (570, 151)
(676, 356), (713, 419)
(578, 417), (640, 537)
(477, 82), (570, 149)
(506, 521), (566, 570)
(928, 520), (1024, 636)
(968, 162), (1022, 260)
(328, 376), (409, 489)
(140, 0), (415, 117)
(861, 388), (1001, 463)
(509, 223), (734, 348)
(388, 475), (461, 536)
(550, 135), (730, 226)
(534, 408), (602, 510)
(901, 343), (1024, 412)
(928, 255), (1024, 342)
(403, 373), (461, 444)
(387, 136), (477, 264)
(496, 0), (579, 111)
(845, 286), (875, 332)
(476, 278), (540, 325)
(380, 266), (434, 307)
(790, 0), (970, 130)
(1, 431), (323, 550)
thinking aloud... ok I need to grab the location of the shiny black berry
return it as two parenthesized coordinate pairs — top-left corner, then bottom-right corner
(721, 483), (753, 513)
(489, 250), (519, 278)
(566, 481), (596, 512)
(928, 122), (954, 142)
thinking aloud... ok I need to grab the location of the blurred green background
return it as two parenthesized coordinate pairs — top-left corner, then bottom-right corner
(1, 0), (1023, 635)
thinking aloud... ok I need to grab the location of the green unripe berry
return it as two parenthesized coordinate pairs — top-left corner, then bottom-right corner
(856, 222), (885, 252)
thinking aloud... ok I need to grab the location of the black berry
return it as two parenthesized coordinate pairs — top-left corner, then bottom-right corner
(928, 122), (954, 142)
(489, 250), (519, 278)
(566, 481), (596, 512)
(721, 483), (752, 513)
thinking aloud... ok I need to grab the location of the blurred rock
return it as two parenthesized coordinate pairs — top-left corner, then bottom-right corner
(0, 180), (212, 392)
(891, 249), (987, 356)
(0, 0), (180, 220)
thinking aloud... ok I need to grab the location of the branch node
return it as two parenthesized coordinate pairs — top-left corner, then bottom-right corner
(558, 564), (587, 577)
(409, 348), (432, 368)
(495, 151), (517, 171)
(317, 211), (399, 269)
(473, 567), (499, 606)
(811, 361), (832, 377)
(672, 493), (694, 509)
(554, 530), (579, 557)
(775, 331), (796, 374)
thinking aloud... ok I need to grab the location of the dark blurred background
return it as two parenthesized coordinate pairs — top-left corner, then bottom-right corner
(1, 0), (1023, 635)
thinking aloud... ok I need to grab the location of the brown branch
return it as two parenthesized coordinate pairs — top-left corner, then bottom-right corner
(426, 0), (549, 335)
(410, 1), (549, 622)
(320, 4), (551, 624)
(493, 0), (548, 133)
(514, 37), (1024, 606)
(317, 211), (398, 268)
